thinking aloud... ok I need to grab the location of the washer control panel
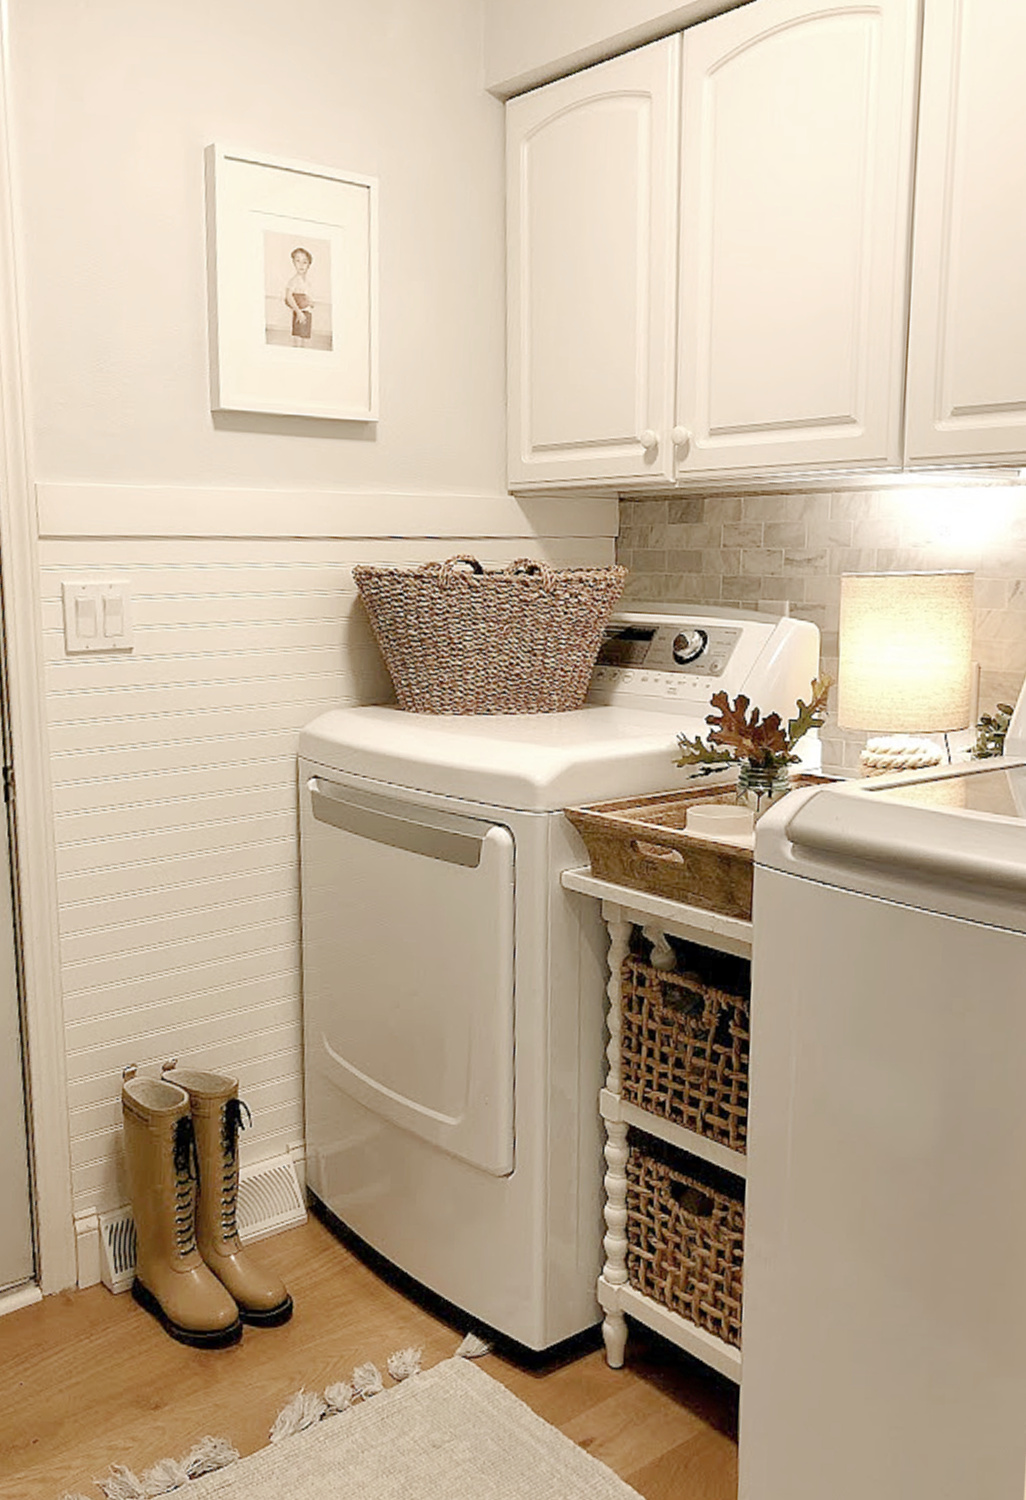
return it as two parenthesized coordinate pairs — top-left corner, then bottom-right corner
(587, 606), (819, 731)
(595, 620), (742, 679)
(590, 664), (721, 701)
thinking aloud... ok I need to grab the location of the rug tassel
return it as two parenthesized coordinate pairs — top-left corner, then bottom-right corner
(96, 1465), (145, 1500)
(386, 1347), (422, 1382)
(269, 1390), (328, 1444)
(351, 1362), (384, 1399)
(183, 1436), (239, 1478)
(323, 1380), (355, 1414)
(136, 1435), (240, 1494)
(454, 1332), (492, 1359)
(138, 1457), (190, 1495)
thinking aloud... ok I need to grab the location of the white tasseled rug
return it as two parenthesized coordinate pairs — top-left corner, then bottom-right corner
(191, 1359), (641, 1500)
(74, 1357), (643, 1500)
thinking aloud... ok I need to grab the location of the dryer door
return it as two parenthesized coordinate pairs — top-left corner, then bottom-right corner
(300, 771), (515, 1176)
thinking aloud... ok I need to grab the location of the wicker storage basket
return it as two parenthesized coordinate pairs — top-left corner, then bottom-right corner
(353, 555), (626, 714)
(626, 1133), (744, 1348)
(620, 953), (750, 1153)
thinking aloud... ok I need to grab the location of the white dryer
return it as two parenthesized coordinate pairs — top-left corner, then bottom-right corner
(298, 605), (818, 1350)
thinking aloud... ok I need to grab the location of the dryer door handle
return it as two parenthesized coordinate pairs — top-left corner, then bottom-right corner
(307, 778), (485, 869)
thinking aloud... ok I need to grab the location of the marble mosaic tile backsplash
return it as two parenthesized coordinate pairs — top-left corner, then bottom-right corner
(618, 485), (1026, 771)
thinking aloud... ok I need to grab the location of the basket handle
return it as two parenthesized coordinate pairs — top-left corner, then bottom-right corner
(506, 558), (557, 591)
(669, 1182), (715, 1218)
(664, 984), (708, 1020)
(431, 555), (484, 586)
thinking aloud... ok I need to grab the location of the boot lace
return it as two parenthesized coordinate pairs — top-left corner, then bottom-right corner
(172, 1115), (199, 1257)
(220, 1097), (252, 1240)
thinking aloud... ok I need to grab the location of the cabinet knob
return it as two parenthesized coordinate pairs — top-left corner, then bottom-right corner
(671, 426), (691, 454)
(639, 429), (659, 452)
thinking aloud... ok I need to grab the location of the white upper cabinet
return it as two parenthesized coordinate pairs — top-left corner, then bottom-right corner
(675, 0), (919, 477)
(506, 38), (681, 488)
(905, 0), (1026, 465)
(505, 0), (920, 489)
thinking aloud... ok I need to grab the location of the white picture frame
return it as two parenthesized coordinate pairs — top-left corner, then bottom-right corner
(205, 144), (378, 421)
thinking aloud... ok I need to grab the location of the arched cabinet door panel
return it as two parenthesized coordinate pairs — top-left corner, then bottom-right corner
(506, 37), (680, 488)
(675, 0), (919, 478)
(905, 0), (1026, 466)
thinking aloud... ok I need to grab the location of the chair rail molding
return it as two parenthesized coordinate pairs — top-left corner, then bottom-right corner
(35, 483), (619, 542)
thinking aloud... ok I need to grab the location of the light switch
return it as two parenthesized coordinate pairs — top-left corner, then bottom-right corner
(75, 595), (98, 638)
(102, 592), (124, 638)
(62, 580), (133, 654)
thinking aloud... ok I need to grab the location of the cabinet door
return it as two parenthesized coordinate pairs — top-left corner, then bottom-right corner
(506, 38), (680, 488)
(675, 0), (919, 477)
(905, 0), (1026, 465)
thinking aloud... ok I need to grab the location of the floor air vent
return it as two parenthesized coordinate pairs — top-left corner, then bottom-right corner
(236, 1154), (307, 1244)
(99, 1154), (306, 1293)
(99, 1208), (137, 1293)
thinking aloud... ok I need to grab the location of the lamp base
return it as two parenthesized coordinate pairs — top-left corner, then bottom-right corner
(859, 735), (944, 776)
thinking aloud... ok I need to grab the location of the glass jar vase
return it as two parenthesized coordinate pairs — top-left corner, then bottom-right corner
(735, 760), (791, 818)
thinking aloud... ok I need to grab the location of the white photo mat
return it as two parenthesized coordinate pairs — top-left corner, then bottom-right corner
(205, 144), (378, 420)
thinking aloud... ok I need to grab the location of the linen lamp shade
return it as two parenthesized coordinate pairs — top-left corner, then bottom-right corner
(837, 571), (974, 733)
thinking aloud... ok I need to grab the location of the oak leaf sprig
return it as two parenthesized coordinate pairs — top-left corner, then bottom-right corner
(785, 676), (833, 755)
(676, 675), (833, 772)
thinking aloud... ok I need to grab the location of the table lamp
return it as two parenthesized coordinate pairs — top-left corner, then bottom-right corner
(837, 571), (975, 773)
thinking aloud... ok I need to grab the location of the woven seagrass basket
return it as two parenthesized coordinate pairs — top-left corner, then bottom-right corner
(620, 954), (750, 1153)
(353, 555), (627, 714)
(626, 1134), (745, 1348)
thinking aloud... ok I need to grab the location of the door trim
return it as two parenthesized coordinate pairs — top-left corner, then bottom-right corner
(0, 16), (76, 1291)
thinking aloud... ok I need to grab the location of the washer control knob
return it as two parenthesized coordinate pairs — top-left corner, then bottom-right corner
(673, 628), (708, 665)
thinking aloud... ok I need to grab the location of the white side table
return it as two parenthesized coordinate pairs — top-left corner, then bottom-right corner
(562, 867), (749, 1386)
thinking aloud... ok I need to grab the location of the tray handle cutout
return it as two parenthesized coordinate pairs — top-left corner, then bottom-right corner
(631, 838), (685, 863)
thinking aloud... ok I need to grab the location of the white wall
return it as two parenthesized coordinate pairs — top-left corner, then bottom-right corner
(484, 0), (749, 95)
(5, 0), (616, 1267)
(10, 0), (506, 493)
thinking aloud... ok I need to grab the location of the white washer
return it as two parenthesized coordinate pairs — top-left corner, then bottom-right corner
(741, 757), (1026, 1500)
(299, 605), (818, 1350)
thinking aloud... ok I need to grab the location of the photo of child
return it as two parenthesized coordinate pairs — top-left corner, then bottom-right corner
(285, 246), (314, 344)
(264, 232), (333, 351)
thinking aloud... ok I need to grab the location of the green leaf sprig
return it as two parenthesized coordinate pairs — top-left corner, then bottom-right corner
(970, 703), (1015, 760)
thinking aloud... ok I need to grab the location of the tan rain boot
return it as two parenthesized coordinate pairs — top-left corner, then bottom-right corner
(121, 1070), (242, 1348)
(162, 1064), (293, 1327)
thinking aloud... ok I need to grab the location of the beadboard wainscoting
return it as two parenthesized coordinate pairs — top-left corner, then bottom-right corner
(618, 485), (1026, 770)
(38, 488), (616, 1258)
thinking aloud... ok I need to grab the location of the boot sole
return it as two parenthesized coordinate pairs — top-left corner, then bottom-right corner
(132, 1279), (243, 1348)
(239, 1294), (294, 1327)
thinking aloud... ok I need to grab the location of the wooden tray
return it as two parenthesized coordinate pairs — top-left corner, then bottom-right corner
(564, 776), (829, 920)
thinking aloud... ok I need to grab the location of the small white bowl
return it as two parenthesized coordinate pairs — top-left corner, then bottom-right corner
(686, 803), (755, 839)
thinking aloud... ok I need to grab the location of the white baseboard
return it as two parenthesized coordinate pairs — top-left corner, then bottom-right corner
(74, 1210), (102, 1289)
(0, 1282), (43, 1317)
(288, 1141), (307, 1200)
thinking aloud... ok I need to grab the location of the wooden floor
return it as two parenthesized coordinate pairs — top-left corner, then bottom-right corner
(0, 1216), (738, 1500)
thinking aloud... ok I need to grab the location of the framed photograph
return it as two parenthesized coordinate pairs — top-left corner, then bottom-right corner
(205, 144), (378, 420)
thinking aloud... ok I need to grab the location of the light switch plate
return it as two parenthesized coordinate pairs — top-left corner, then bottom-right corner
(62, 580), (133, 654)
